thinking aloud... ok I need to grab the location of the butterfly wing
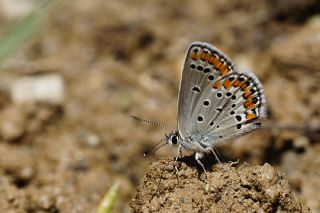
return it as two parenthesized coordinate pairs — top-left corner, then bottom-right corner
(177, 42), (266, 148)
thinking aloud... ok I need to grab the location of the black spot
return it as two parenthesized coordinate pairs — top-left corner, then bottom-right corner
(250, 88), (256, 94)
(190, 64), (196, 69)
(218, 135), (223, 138)
(171, 135), (178, 144)
(229, 76), (235, 81)
(236, 115), (242, 122)
(193, 48), (199, 53)
(252, 97), (258, 104)
(231, 95), (237, 100)
(192, 86), (200, 93)
(217, 108), (222, 112)
(197, 65), (203, 71)
(197, 116), (204, 122)
(236, 124), (242, 129)
(216, 92), (223, 98)
(226, 92), (232, 97)
(204, 68), (211, 73)
(239, 77), (245, 82)
(231, 104), (236, 108)
(216, 125), (220, 128)
(203, 100), (210, 106)
(226, 62), (232, 67)
(208, 75), (215, 81)
(255, 122), (261, 127)
(210, 121), (214, 126)
(212, 51), (218, 56)
(252, 108), (257, 115)
(230, 111), (235, 115)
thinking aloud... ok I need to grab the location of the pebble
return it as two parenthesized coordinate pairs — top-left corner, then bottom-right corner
(0, 0), (35, 19)
(11, 74), (64, 105)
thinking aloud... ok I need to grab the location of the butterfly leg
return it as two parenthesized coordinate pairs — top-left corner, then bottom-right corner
(195, 152), (206, 172)
(209, 148), (223, 166)
(174, 145), (182, 174)
(175, 145), (182, 161)
(229, 158), (239, 167)
(209, 148), (227, 172)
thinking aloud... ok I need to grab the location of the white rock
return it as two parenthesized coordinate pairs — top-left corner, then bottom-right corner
(0, 0), (36, 19)
(11, 74), (64, 105)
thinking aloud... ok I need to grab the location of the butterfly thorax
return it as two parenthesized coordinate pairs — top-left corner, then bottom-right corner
(166, 130), (212, 154)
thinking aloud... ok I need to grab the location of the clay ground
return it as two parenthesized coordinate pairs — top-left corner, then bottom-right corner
(0, 0), (319, 212)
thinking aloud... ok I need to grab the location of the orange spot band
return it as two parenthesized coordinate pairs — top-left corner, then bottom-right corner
(220, 66), (230, 75)
(223, 79), (232, 89)
(208, 56), (217, 64)
(214, 60), (222, 69)
(246, 113), (257, 121)
(240, 82), (249, 90)
(200, 53), (210, 61)
(244, 100), (255, 109)
(233, 79), (245, 87)
(213, 81), (222, 89)
(191, 53), (198, 60)
(233, 80), (240, 87)
(243, 88), (252, 99)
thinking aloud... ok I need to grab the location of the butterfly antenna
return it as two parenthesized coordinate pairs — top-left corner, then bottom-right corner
(144, 137), (167, 157)
(130, 115), (169, 130)
(151, 141), (168, 157)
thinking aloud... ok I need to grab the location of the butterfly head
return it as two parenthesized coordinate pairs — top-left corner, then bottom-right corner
(165, 131), (180, 146)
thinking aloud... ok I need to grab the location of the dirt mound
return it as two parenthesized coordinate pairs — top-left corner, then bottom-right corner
(131, 159), (309, 212)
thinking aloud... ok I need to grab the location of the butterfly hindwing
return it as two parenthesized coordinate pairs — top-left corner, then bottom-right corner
(177, 42), (266, 147)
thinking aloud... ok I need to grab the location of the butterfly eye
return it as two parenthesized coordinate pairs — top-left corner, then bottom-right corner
(170, 135), (178, 144)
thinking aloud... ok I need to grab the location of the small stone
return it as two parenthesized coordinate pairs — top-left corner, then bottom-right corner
(260, 163), (275, 181)
(77, 129), (101, 147)
(0, 0), (36, 18)
(149, 197), (160, 212)
(265, 186), (279, 200)
(19, 166), (34, 181)
(293, 136), (309, 149)
(38, 194), (52, 209)
(11, 74), (64, 105)
(0, 106), (25, 142)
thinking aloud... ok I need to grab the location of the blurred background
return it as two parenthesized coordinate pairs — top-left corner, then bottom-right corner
(0, 0), (319, 212)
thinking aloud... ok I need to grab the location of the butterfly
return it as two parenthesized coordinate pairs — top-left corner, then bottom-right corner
(165, 41), (266, 171)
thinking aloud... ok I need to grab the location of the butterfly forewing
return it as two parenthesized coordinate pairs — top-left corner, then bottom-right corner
(177, 42), (266, 147)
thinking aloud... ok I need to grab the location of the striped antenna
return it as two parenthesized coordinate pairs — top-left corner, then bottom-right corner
(130, 115), (169, 131)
